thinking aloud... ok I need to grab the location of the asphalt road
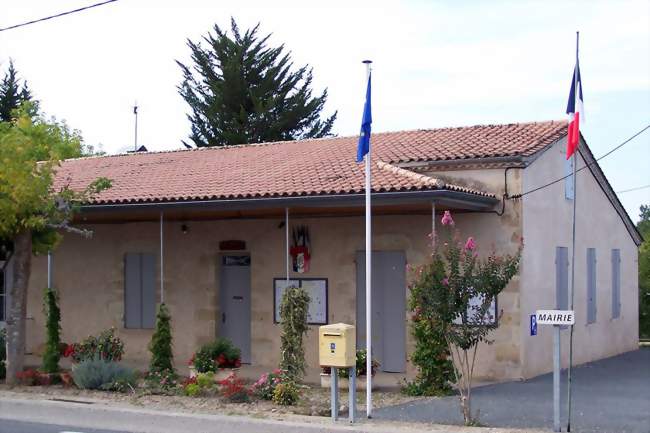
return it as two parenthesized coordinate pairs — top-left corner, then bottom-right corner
(0, 396), (484, 433)
(0, 419), (127, 433)
(374, 348), (650, 433)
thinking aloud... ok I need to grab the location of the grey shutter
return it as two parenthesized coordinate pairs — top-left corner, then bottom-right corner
(612, 249), (621, 319)
(587, 248), (597, 324)
(565, 157), (575, 200)
(556, 247), (569, 310)
(124, 253), (142, 328)
(141, 253), (156, 329)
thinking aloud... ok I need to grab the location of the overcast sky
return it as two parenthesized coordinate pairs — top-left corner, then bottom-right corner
(1, 0), (649, 220)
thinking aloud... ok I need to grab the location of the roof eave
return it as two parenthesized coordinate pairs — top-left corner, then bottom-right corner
(79, 189), (499, 215)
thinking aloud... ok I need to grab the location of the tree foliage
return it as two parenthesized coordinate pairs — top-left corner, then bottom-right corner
(278, 285), (310, 382)
(42, 287), (62, 374)
(404, 252), (455, 396)
(177, 18), (337, 147)
(638, 205), (650, 339)
(408, 211), (521, 425)
(0, 60), (36, 122)
(0, 105), (110, 249)
(148, 303), (175, 375)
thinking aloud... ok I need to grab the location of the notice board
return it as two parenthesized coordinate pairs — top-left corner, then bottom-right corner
(274, 278), (328, 325)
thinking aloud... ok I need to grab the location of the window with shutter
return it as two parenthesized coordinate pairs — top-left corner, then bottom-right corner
(556, 247), (569, 310)
(587, 248), (597, 324)
(124, 253), (156, 329)
(612, 249), (621, 319)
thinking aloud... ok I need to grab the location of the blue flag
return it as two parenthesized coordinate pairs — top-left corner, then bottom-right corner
(356, 73), (372, 162)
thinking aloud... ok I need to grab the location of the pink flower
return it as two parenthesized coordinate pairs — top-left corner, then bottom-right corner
(441, 210), (454, 226)
(464, 237), (476, 251)
(441, 277), (449, 286)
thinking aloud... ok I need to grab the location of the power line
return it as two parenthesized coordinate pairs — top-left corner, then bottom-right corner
(510, 124), (650, 199)
(616, 184), (650, 194)
(0, 0), (118, 33)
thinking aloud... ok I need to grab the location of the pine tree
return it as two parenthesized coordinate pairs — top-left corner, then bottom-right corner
(177, 18), (337, 147)
(148, 303), (175, 374)
(0, 60), (35, 122)
(42, 287), (62, 374)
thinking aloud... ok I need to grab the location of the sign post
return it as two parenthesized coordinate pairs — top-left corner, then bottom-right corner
(553, 325), (561, 432)
(536, 310), (575, 432)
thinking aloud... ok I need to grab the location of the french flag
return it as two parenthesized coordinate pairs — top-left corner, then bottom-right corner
(565, 61), (584, 159)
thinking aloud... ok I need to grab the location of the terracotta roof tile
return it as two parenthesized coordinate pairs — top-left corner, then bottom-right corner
(54, 120), (566, 204)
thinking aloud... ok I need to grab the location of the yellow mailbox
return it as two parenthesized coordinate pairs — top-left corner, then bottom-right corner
(319, 323), (356, 367)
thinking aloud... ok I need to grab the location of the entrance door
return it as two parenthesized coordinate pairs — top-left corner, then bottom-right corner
(219, 255), (251, 364)
(356, 251), (406, 373)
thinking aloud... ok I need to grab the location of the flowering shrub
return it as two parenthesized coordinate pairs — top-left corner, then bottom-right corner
(144, 369), (178, 395)
(272, 381), (299, 406)
(15, 368), (39, 386)
(251, 369), (284, 400)
(66, 328), (125, 363)
(407, 210), (521, 424)
(218, 372), (250, 403)
(191, 338), (241, 373)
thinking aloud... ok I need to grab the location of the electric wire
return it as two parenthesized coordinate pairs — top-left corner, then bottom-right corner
(0, 0), (118, 32)
(616, 184), (650, 194)
(510, 124), (650, 199)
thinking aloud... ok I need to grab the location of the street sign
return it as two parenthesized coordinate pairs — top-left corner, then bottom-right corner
(530, 314), (537, 336)
(536, 310), (575, 326)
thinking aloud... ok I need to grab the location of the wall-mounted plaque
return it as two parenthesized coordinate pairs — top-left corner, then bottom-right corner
(273, 278), (328, 325)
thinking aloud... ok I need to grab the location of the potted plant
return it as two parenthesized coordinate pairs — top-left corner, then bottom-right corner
(188, 338), (241, 381)
(320, 349), (379, 390)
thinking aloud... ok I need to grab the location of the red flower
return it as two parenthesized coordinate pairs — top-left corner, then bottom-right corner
(62, 344), (75, 358)
(234, 359), (241, 368)
(216, 353), (227, 367)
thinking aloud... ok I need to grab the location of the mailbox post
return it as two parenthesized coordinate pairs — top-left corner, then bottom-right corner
(319, 323), (356, 423)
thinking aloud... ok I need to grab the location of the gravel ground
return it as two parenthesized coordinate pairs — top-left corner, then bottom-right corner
(0, 381), (421, 419)
(373, 348), (650, 433)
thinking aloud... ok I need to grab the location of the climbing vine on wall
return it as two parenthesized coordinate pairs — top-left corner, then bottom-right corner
(279, 285), (310, 382)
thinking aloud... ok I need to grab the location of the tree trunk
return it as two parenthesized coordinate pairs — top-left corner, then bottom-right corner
(5, 230), (31, 385)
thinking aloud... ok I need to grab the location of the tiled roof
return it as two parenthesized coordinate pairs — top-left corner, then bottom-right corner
(54, 120), (567, 205)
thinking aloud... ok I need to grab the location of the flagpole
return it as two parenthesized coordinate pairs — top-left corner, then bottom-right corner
(362, 59), (373, 419)
(567, 30), (579, 433)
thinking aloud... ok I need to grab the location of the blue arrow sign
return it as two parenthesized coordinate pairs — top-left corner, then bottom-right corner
(530, 314), (537, 336)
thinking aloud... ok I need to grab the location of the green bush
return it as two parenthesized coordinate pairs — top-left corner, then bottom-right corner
(196, 372), (213, 388)
(148, 304), (174, 374)
(72, 359), (136, 391)
(192, 338), (241, 373)
(184, 382), (200, 397)
(272, 381), (299, 406)
(278, 285), (310, 382)
(42, 287), (62, 374)
(0, 328), (6, 380)
(402, 255), (455, 397)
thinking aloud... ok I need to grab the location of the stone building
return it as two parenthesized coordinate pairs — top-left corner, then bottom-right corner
(1, 120), (641, 383)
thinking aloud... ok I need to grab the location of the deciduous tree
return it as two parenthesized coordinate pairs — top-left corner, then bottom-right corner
(0, 106), (110, 383)
(177, 18), (336, 147)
